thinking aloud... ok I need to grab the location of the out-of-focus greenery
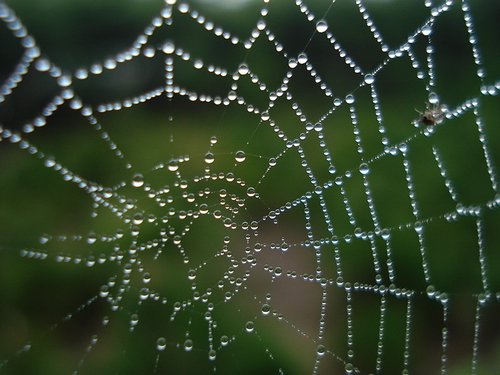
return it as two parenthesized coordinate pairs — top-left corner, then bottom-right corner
(0, 0), (499, 374)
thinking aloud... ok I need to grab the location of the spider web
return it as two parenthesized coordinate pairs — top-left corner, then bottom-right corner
(0, 0), (499, 373)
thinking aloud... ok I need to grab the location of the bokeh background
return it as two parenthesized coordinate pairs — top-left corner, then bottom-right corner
(0, 0), (499, 374)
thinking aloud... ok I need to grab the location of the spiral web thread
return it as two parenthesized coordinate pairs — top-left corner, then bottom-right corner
(0, 0), (499, 374)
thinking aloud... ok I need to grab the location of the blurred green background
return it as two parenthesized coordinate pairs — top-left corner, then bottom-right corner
(0, 0), (499, 374)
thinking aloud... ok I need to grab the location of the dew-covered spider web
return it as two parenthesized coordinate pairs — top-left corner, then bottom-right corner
(0, 0), (499, 373)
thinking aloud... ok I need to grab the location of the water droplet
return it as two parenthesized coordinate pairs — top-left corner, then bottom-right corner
(199, 204), (209, 214)
(133, 213), (144, 225)
(297, 53), (308, 64)
(220, 335), (229, 346)
(317, 344), (326, 356)
(177, 1), (188, 11)
(414, 221), (424, 234)
(245, 321), (255, 333)
(184, 339), (193, 352)
(129, 314), (139, 327)
(234, 150), (246, 162)
(188, 269), (197, 280)
(314, 122), (323, 132)
(359, 163), (370, 175)
(163, 41), (175, 54)
(438, 292), (449, 304)
(428, 92), (439, 104)
(381, 228), (390, 240)
(345, 362), (354, 374)
(422, 24), (432, 36)
(478, 293), (488, 306)
(208, 349), (216, 361)
(238, 63), (249, 75)
(156, 337), (167, 351)
(132, 173), (144, 188)
(364, 74), (375, 84)
(140, 287), (149, 300)
(58, 75), (72, 87)
(35, 58), (51, 72)
(316, 20), (328, 33)
(99, 285), (109, 298)
(204, 152), (215, 164)
(168, 160), (179, 171)
(426, 285), (436, 298)
(261, 304), (271, 316)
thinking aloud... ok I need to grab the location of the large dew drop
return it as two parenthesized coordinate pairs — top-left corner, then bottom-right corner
(297, 52), (308, 64)
(204, 152), (215, 164)
(247, 187), (256, 197)
(132, 173), (144, 188)
(359, 163), (370, 175)
(234, 150), (246, 163)
(238, 63), (249, 75)
(162, 41), (175, 54)
(187, 269), (197, 280)
(35, 58), (51, 72)
(428, 92), (439, 104)
(316, 20), (328, 33)
(422, 24), (432, 36)
(261, 304), (271, 316)
(167, 160), (179, 172)
(245, 321), (255, 333)
(156, 337), (167, 351)
(345, 363), (354, 374)
(133, 213), (144, 225)
(184, 339), (193, 352)
(220, 335), (229, 346)
(364, 74), (375, 84)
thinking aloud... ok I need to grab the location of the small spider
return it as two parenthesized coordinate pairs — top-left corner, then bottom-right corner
(414, 102), (446, 126)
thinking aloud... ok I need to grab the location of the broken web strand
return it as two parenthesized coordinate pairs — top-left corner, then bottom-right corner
(0, 2), (496, 370)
